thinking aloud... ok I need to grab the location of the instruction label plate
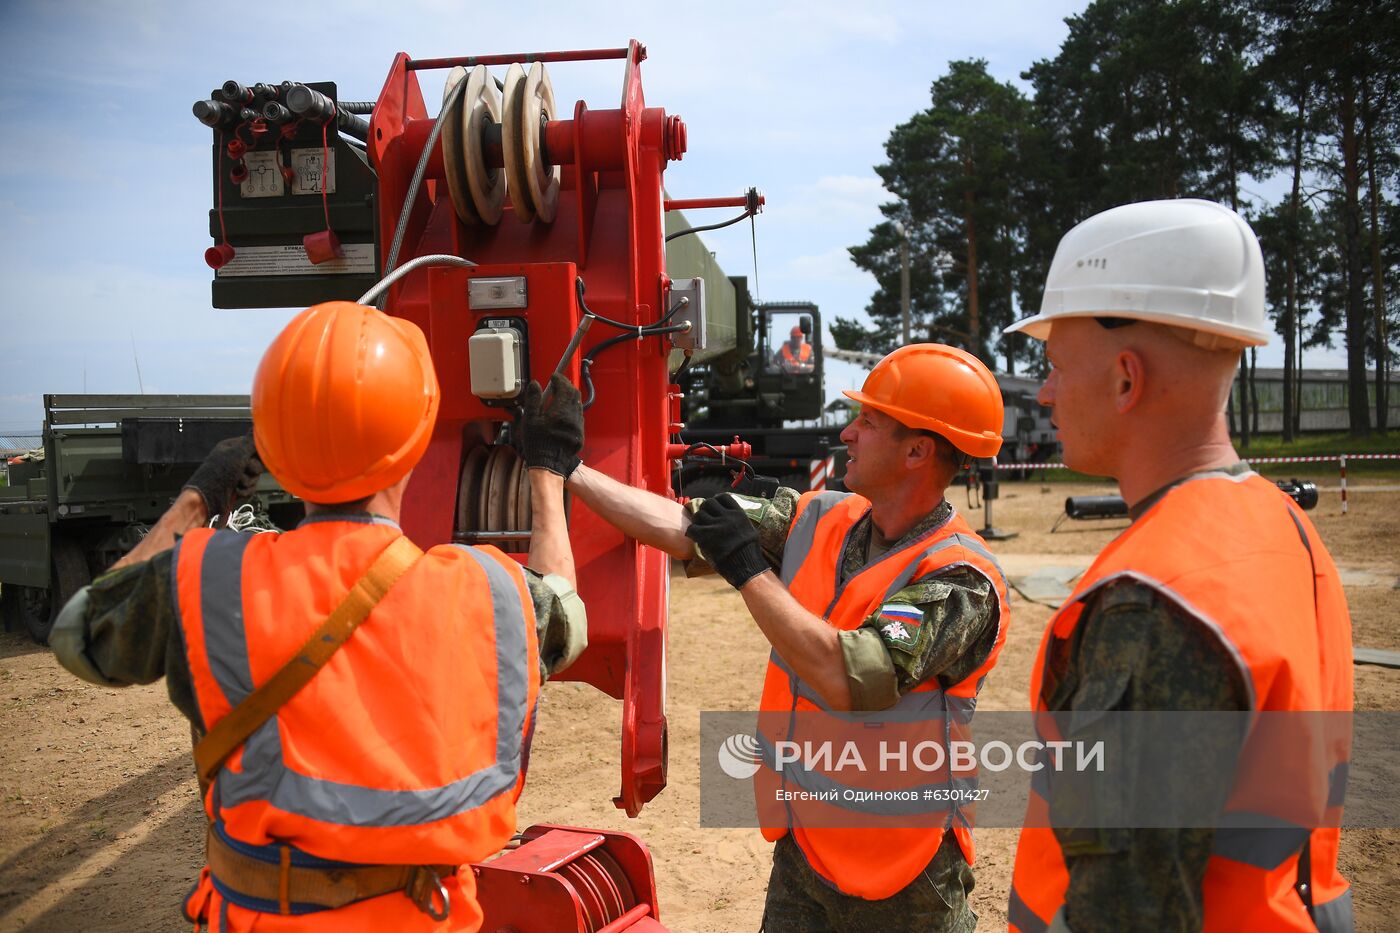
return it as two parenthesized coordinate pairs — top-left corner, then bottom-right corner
(291, 147), (336, 195)
(239, 151), (284, 198)
(215, 242), (375, 277)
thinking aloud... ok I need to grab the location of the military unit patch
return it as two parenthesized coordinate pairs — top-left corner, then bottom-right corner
(877, 603), (923, 644)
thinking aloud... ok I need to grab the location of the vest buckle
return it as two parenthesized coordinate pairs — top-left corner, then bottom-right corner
(407, 866), (450, 921)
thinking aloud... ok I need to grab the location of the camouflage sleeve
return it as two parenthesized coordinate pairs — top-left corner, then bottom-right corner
(48, 549), (204, 728)
(837, 566), (999, 712)
(522, 568), (587, 683)
(682, 485), (801, 578)
(1053, 579), (1250, 933)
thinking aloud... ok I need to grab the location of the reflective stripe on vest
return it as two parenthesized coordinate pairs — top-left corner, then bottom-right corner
(180, 531), (531, 828)
(1009, 472), (1352, 933)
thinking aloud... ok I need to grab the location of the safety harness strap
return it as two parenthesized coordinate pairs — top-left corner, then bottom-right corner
(193, 534), (424, 787)
(206, 824), (453, 918)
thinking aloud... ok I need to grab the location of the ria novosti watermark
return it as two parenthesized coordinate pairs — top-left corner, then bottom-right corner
(698, 710), (1400, 830)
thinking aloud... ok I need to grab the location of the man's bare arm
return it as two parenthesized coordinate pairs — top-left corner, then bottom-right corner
(738, 571), (852, 711)
(566, 463), (695, 559)
(527, 468), (576, 589)
(109, 489), (208, 572)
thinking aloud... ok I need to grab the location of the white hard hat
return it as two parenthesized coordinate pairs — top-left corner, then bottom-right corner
(1004, 199), (1269, 348)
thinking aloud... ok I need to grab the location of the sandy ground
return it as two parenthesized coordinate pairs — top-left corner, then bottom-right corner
(0, 478), (1396, 931)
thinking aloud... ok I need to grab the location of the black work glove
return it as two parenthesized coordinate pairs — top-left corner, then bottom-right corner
(183, 435), (264, 517)
(686, 494), (770, 590)
(520, 373), (585, 480)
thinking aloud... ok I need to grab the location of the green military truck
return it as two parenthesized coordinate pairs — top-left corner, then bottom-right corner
(0, 395), (299, 644)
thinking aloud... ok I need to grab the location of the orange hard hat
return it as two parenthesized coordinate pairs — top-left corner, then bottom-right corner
(790, 325), (804, 338)
(252, 301), (440, 503)
(843, 344), (1004, 458)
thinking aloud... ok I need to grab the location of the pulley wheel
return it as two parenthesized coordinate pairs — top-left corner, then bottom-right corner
(557, 849), (637, 932)
(519, 62), (560, 223)
(478, 445), (509, 539)
(440, 66), (481, 225)
(455, 445), (490, 532)
(500, 63), (534, 222)
(461, 64), (506, 224)
(503, 454), (526, 554)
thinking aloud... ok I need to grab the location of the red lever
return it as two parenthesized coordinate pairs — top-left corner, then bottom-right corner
(665, 437), (752, 462)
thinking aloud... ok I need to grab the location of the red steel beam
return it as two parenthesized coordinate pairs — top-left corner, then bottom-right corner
(663, 194), (764, 212)
(409, 47), (635, 71)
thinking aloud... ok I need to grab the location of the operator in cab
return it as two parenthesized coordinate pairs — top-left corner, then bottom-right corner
(775, 324), (816, 374)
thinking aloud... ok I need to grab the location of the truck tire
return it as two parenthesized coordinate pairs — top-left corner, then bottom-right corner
(677, 473), (733, 501)
(24, 538), (92, 646)
(2, 584), (49, 641)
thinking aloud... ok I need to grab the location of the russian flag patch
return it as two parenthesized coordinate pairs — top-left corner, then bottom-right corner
(877, 603), (923, 644)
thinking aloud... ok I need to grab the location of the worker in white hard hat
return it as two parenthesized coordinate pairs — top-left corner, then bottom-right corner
(1003, 200), (1354, 932)
(527, 344), (1012, 931)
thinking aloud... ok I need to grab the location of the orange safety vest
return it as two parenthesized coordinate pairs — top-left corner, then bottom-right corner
(757, 491), (1011, 900)
(1008, 472), (1353, 933)
(780, 342), (813, 366)
(173, 514), (540, 932)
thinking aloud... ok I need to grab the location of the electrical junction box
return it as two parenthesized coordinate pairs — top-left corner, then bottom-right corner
(469, 326), (524, 399)
(668, 276), (706, 352)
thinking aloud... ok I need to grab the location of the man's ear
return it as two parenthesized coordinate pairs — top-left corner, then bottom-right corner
(1114, 349), (1146, 414)
(905, 433), (937, 470)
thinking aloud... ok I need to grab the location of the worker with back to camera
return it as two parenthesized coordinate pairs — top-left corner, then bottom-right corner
(49, 301), (590, 931)
(525, 344), (1011, 931)
(1002, 199), (1353, 933)
(776, 324), (815, 373)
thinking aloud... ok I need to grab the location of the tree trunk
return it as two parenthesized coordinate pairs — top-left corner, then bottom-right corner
(1364, 80), (1388, 434)
(1296, 306), (1305, 436)
(1250, 348), (1260, 435)
(963, 189), (982, 361)
(1339, 77), (1371, 436)
(1238, 355), (1251, 449)
(1283, 86), (1306, 444)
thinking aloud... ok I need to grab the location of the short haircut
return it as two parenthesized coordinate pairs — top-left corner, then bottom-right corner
(896, 424), (966, 474)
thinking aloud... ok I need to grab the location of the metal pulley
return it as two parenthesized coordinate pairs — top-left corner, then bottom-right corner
(454, 444), (532, 553)
(439, 62), (559, 226)
(441, 65), (507, 224)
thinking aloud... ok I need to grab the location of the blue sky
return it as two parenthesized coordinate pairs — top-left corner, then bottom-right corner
(0, 0), (1339, 434)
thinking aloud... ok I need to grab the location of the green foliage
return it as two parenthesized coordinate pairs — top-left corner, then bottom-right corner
(849, 0), (1398, 434)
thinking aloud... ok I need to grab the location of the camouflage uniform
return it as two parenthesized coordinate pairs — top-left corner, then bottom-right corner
(51, 514), (584, 729)
(1040, 464), (1252, 933)
(689, 487), (999, 933)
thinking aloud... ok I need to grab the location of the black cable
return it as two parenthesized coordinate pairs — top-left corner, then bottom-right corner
(665, 208), (754, 242)
(681, 442), (755, 479)
(579, 324), (692, 408)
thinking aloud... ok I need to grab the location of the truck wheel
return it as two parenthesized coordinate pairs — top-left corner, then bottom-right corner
(24, 538), (92, 646)
(2, 583), (51, 644)
(677, 473), (733, 501)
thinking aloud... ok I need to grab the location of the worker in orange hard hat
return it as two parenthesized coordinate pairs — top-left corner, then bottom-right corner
(1002, 200), (1353, 932)
(529, 342), (1011, 932)
(776, 324), (815, 373)
(51, 301), (590, 932)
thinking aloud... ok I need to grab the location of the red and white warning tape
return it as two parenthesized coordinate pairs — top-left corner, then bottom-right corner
(1245, 454), (1400, 464)
(994, 453), (1400, 516)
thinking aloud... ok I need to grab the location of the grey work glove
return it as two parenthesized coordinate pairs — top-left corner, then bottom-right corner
(183, 434), (264, 517)
(686, 494), (770, 590)
(520, 373), (584, 480)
